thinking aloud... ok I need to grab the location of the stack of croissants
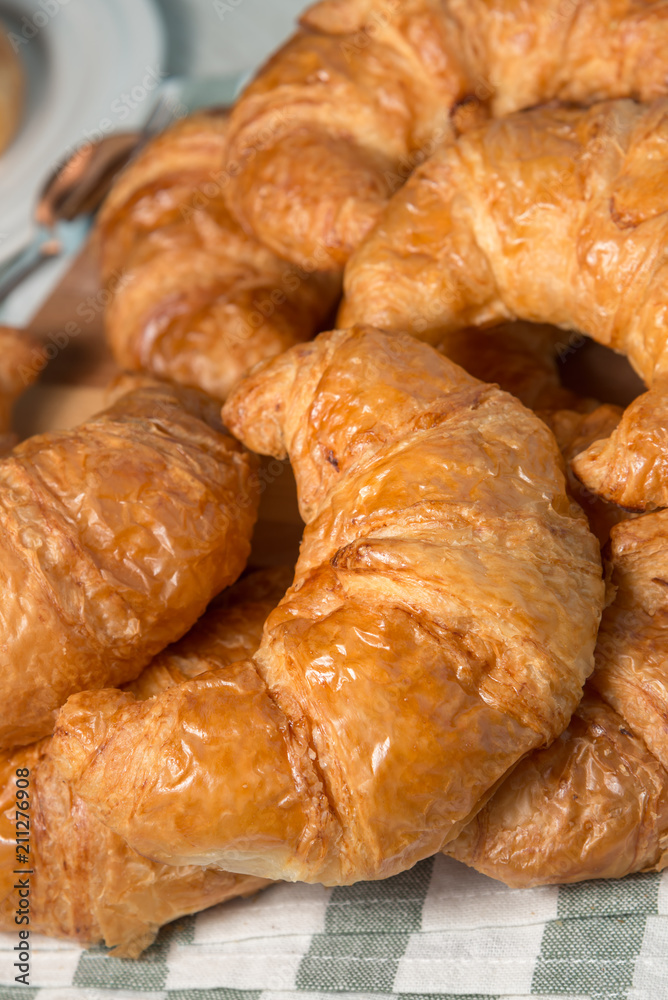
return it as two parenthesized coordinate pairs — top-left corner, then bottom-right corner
(2, 0), (668, 963)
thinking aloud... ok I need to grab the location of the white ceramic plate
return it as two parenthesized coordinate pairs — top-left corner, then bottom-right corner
(0, 0), (166, 266)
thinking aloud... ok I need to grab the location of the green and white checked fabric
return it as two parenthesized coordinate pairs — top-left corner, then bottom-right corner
(1, 856), (666, 1000)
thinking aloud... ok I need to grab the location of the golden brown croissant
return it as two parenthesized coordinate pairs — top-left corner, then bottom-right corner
(98, 112), (340, 400)
(224, 0), (668, 268)
(446, 692), (668, 886)
(223, 0), (465, 268)
(0, 382), (258, 751)
(431, 322), (628, 544)
(447, 510), (668, 886)
(341, 98), (668, 511)
(0, 569), (290, 957)
(539, 404), (637, 548)
(50, 327), (604, 885)
(570, 387), (668, 513)
(431, 321), (638, 551)
(0, 30), (23, 155)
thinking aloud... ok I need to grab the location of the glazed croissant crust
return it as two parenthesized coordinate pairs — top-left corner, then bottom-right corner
(341, 98), (668, 510)
(98, 113), (339, 400)
(51, 327), (604, 886)
(0, 570), (290, 957)
(0, 383), (258, 750)
(223, 0), (668, 267)
(447, 509), (668, 886)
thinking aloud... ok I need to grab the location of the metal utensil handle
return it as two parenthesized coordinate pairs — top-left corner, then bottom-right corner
(0, 233), (62, 306)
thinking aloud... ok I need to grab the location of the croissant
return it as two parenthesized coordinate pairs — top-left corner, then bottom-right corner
(340, 98), (668, 511)
(538, 404), (638, 548)
(0, 382), (258, 751)
(50, 326), (604, 885)
(223, 0), (668, 268)
(432, 322), (628, 546)
(98, 113), (340, 400)
(0, 325), (39, 454)
(0, 569), (290, 957)
(447, 509), (668, 886)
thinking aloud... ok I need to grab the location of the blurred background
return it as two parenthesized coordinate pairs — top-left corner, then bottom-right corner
(154, 0), (305, 76)
(0, 0), (308, 317)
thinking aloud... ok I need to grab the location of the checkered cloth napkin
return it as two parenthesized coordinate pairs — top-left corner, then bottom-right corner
(1, 855), (666, 1000)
